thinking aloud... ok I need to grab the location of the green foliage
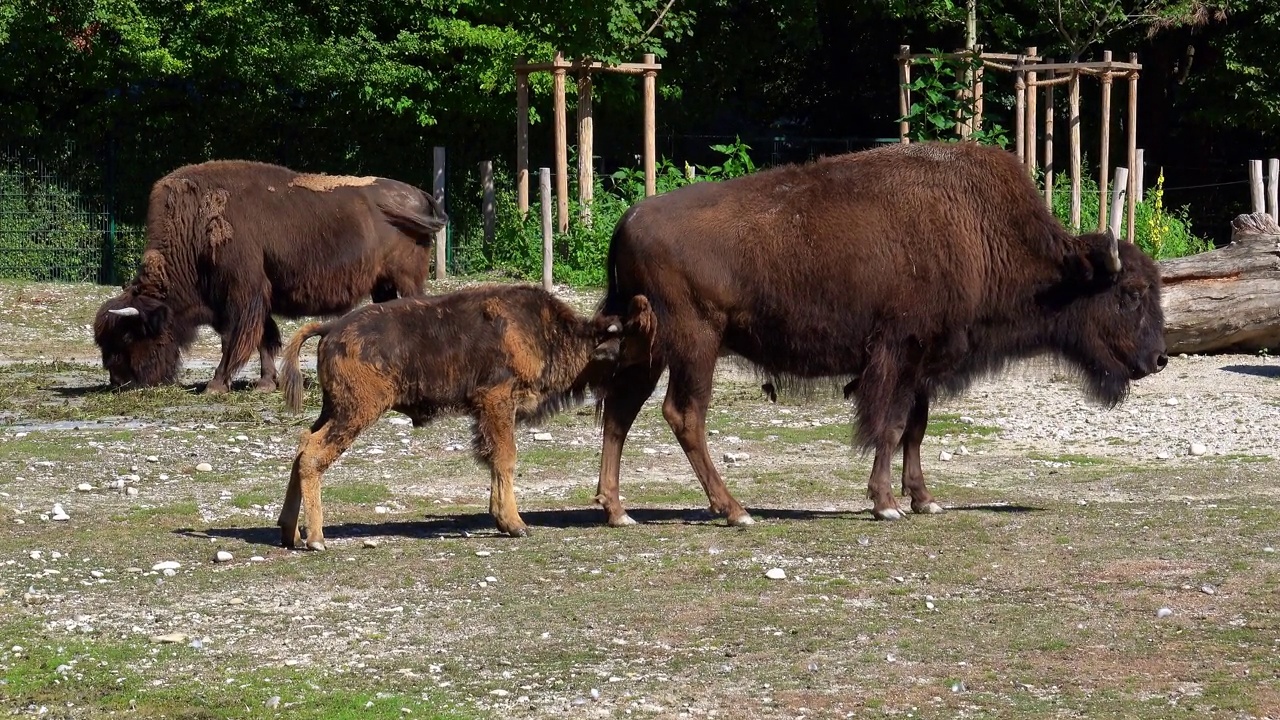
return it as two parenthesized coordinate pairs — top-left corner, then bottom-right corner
(468, 139), (759, 287)
(900, 51), (1010, 148)
(1048, 166), (1212, 260)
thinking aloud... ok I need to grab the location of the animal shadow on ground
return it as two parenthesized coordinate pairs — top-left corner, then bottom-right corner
(182, 503), (1040, 548)
(1219, 364), (1280, 379)
(53, 378), (264, 397)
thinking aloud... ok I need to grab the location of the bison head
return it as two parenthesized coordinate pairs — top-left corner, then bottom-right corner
(1056, 230), (1168, 405)
(92, 292), (182, 389)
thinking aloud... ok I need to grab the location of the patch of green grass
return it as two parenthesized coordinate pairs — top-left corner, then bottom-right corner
(326, 482), (392, 505)
(928, 412), (1000, 436)
(231, 491), (274, 509)
(1214, 453), (1274, 464)
(0, 621), (472, 719)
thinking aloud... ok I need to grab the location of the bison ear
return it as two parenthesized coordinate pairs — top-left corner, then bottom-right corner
(1065, 232), (1123, 284)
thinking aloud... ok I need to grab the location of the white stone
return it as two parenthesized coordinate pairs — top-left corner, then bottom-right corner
(1156, 607), (1173, 618)
(126, 487), (139, 497)
(163, 568), (177, 577)
(533, 432), (553, 441)
(151, 561), (180, 571)
(214, 551), (233, 563)
(1189, 443), (1208, 456)
(250, 556), (265, 562)
(146, 456), (159, 462)
(475, 550), (492, 557)
(29, 551), (42, 560)
(363, 539), (379, 548)
(764, 568), (787, 580)
(1156, 451), (1172, 460)
(485, 576), (498, 583)
(723, 452), (750, 463)
(195, 463), (212, 473)
(938, 450), (954, 462)
(490, 689), (509, 697)
(1200, 584), (1216, 595)
(75, 483), (93, 492)
(374, 506), (389, 515)
(1166, 397), (1179, 406)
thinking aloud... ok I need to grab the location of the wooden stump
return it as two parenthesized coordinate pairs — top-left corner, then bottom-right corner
(1159, 213), (1280, 354)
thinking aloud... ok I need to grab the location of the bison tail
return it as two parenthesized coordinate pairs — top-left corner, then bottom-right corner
(377, 190), (447, 248)
(280, 321), (329, 413)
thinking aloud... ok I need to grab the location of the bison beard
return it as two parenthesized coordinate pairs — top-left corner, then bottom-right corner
(93, 160), (446, 394)
(273, 284), (653, 549)
(591, 141), (1168, 525)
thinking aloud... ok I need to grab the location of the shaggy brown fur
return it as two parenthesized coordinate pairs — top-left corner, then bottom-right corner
(592, 141), (1168, 526)
(93, 160), (446, 394)
(275, 284), (653, 549)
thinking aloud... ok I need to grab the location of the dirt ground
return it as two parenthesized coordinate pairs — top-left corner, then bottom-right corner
(0, 279), (1277, 719)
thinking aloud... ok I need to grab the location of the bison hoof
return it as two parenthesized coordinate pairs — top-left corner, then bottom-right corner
(873, 507), (905, 521)
(913, 501), (945, 515)
(254, 379), (278, 392)
(305, 540), (327, 552)
(203, 383), (229, 396)
(608, 513), (638, 527)
(502, 526), (530, 538)
(728, 513), (756, 527)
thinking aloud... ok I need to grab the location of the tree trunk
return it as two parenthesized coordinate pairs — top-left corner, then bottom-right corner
(1159, 213), (1280, 354)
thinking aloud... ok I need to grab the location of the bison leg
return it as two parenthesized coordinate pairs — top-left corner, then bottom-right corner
(663, 359), (753, 526)
(207, 301), (268, 394)
(595, 363), (665, 527)
(900, 392), (944, 515)
(279, 407), (376, 551)
(474, 383), (527, 538)
(255, 317), (282, 392)
(856, 351), (917, 521)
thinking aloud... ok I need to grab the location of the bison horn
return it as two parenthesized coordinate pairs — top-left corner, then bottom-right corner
(1105, 230), (1122, 274)
(108, 307), (141, 317)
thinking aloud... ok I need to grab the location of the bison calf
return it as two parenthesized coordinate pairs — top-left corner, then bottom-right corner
(276, 284), (652, 549)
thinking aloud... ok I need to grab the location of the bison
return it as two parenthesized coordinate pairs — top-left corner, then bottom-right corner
(591, 141), (1167, 525)
(93, 160), (446, 394)
(275, 283), (651, 550)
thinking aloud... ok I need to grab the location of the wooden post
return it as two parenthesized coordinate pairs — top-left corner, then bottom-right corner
(898, 45), (911, 144)
(540, 168), (553, 291)
(642, 53), (657, 196)
(432, 146), (447, 280)
(1098, 51), (1114, 233)
(1249, 160), (1265, 214)
(1110, 166), (1129, 239)
(1014, 66), (1026, 162)
(577, 72), (594, 226)
(685, 163), (696, 181)
(1267, 158), (1279, 221)
(1069, 70), (1082, 232)
(955, 47), (969, 138)
(481, 160), (495, 251)
(1043, 60), (1055, 209)
(552, 51), (569, 232)
(1126, 54), (1139, 244)
(1136, 149), (1145, 203)
(516, 62), (529, 217)
(973, 45), (984, 131)
(1025, 47), (1038, 174)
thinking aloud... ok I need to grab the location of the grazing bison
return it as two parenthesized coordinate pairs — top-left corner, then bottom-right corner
(93, 160), (446, 394)
(275, 283), (651, 550)
(591, 141), (1167, 525)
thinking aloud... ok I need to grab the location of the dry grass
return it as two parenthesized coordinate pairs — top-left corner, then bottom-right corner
(1, 279), (1278, 719)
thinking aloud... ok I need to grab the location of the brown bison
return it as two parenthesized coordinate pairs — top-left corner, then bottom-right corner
(275, 283), (651, 550)
(591, 141), (1167, 525)
(93, 160), (446, 394)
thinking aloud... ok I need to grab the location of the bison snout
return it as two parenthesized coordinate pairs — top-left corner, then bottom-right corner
(1154, 353), (1169, 371)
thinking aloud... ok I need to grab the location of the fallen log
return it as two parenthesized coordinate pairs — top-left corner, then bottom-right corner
(1159, 213), (1280, 354)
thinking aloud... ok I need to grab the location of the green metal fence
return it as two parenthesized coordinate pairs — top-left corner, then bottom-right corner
(0, 147), (114, 283)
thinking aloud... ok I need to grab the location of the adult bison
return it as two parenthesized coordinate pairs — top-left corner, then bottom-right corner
(275, 284), (652, 549)
(591, 141), (1167, 525)
(93, 160), (446, 394)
